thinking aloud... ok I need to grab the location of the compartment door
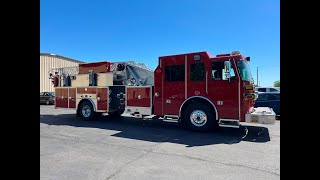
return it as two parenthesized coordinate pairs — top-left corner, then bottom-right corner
(97, 87), (108, 111)
(68, 88), (76, 108)
(55, 88), (68, 108)
(126, 86), (152, 115)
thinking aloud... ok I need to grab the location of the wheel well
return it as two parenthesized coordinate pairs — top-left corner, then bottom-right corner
(77, 99), (96, 116)
(180, 97), (218, 120)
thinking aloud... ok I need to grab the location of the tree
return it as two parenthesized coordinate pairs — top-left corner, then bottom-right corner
(274, 80), (280, 87)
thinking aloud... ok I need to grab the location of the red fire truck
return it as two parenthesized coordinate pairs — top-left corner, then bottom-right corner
(50, 51), (275, 131)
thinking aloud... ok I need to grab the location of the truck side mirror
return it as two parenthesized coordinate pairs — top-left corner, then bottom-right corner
(224, 61), (231, 73)
(224, 61), (232, 82)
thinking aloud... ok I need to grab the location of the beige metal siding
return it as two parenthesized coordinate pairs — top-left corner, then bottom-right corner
(40, 54), (83, 92)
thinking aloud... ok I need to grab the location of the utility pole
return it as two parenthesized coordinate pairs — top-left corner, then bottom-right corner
(256, 67), (259, 87)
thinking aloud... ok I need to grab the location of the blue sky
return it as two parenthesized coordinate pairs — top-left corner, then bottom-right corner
(40, 0), (279, 87)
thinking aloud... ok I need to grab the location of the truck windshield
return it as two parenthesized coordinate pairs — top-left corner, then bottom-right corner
(236, 60), (253, 82)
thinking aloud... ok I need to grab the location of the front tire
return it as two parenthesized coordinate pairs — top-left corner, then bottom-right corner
(79, 101), (101, 121)
(182, 102), (217, 132)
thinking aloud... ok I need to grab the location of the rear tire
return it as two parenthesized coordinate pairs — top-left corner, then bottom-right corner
(79, 101), (101, 121)
(182, 102), (217, 132)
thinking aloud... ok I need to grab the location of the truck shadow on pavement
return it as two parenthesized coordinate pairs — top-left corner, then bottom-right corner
(40, 114), (271, 147)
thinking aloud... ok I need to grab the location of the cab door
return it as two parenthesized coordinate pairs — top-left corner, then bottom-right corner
(187, 61), (206, 98)
(162, 56), (185, 115)
(207, 59), (239, 119)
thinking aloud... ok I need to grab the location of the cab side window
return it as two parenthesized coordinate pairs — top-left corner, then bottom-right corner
(212, 62), (223, 80)
(165, 64), (185, 82)
(190, 62), (205, 81)
(212, 61), (235, 80)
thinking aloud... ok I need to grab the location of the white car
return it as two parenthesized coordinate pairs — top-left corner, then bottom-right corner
(255, 87), (280, 93)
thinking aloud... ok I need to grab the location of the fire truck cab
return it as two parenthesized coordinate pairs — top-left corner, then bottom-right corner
(51, 51), (276, 132)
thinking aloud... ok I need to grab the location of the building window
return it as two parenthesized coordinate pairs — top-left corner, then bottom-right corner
(190, 62), (205, 81)
(165, 64), (185, 82)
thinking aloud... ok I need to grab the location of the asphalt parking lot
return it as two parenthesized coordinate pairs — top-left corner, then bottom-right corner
(40, 105), (280, 180)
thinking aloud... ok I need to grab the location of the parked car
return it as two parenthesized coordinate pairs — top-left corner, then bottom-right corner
(255, 87), (280, 93)
(254, 92), (280, 115)
(40, 92), (55, 105)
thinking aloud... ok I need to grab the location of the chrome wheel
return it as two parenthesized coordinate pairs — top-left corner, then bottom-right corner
(81, 105), (91, 117)
(190, 110), (207, 127)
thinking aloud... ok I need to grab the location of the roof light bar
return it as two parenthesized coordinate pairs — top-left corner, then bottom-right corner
(231, 51), (241, 55)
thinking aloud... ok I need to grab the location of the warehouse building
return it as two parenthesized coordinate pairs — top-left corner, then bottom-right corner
(40, 53), (84, 92)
